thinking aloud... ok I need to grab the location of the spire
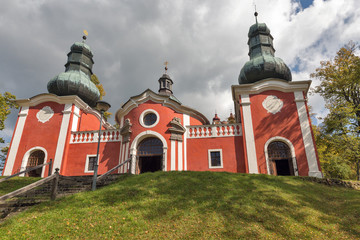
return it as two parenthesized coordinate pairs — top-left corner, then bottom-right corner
(47, 31), (100, 107)
(158, 61), (173, 96)
(238, 12), (292, 84)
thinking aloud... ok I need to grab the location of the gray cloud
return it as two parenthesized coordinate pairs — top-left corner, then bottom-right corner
(0, 0), (359, 145)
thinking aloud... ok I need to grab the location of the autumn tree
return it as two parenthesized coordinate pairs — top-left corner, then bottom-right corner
(0, 92), (18, 171)
(91, 74), (112, 120)
(311, 41), (360, 180)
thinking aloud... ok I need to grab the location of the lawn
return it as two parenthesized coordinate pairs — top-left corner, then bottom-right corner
(0, 171), (359, 239)
(0, 177), (40, 196)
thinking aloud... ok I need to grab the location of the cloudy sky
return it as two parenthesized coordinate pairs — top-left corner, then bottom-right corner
(0, 0), (359, 145)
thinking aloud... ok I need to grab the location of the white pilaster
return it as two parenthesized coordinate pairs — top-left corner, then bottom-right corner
(71, 106), (80, 131)
(178, 141), (183, 171)
(294, 91), (322, 178)
(241, 94), (258, 173)
(171, 140), (176, 170)
(53, 104), (72, 173)
(3, 107), (29, 175)
(183, 114), (190, 170)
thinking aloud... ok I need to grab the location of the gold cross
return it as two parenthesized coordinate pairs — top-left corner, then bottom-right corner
(164, 61), (169, 73)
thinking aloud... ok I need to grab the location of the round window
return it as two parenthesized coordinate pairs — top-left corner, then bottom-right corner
(143, 113), (157, 126)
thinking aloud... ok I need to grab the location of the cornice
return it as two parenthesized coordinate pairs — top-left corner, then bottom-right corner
(232, 78), (312, 101)
(115, 89), (209, 125)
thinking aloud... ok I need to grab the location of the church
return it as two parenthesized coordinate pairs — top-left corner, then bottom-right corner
(2, 15), (323, 178)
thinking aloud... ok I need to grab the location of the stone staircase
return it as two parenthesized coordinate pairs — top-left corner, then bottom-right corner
(0, 173), (127, 219)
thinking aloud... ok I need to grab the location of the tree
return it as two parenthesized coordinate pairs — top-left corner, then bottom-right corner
(91, 74), (112, 120)
(0, 92), (18, 172)
(311, 41), (360, 180)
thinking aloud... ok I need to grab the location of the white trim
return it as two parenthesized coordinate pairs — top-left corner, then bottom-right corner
(232, 79), (311, 102)
(19, 147), (48, 177)
(208, 149), (223, 168)
(84, 154), (98, 173)
(125, 141), (130, 173)
(16, 93), (114, 130)
(129, 130), (168, 174)
(120, 142), (126, 173)
(264, 137), (298, 176)
(53, 104), (72, 174)
(3, 107), (29, 175)
(241, 94), (258, 173)
(71, 105), (80, 131)
(178, 141), (183, 171)
(171, 140), (176, 170)
(115, 89), (209, 125)
(139, 109), (160, 128)
(294, 91), (322, 178)
(183, 114), (190, 171)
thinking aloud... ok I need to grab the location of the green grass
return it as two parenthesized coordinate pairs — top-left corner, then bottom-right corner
(0, 177), (40, 196)
(0, 171), (359, 239)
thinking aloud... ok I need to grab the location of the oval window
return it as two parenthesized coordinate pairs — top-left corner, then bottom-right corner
(143, 113), (157, 126)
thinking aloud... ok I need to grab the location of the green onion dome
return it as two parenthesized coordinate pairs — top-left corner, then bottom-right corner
(239, 22), (292, 84)
(47, 40), (100, 107)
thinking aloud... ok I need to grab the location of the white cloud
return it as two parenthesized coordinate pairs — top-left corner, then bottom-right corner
(0, 0), (359, 131)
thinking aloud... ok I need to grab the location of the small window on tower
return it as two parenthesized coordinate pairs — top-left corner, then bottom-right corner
(208, 149), (223, 168)
(85, 155), (97, 173)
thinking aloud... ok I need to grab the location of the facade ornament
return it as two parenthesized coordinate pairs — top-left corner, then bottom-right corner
(168, 117), (186, 141)
(36, 106), (54, 123)
(120, 118), (132, 142)
(262, 95), (283, 114)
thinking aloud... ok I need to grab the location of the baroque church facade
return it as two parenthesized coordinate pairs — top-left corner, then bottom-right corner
(3, 18), (323, 178)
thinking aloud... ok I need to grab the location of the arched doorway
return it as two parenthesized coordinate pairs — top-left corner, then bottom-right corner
(25, 150), (45, 177)
(267, 141), (294, 176)
(137, 137), (163, 174)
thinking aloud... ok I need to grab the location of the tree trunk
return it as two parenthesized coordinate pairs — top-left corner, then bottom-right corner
(357, 159), (360, 181)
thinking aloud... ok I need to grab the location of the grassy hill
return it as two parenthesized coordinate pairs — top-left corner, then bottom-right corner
(0, 171), (359, 239)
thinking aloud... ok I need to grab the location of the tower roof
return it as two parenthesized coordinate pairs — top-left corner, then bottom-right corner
(238, 13), (292, 84)
(47, 35), (100, 107)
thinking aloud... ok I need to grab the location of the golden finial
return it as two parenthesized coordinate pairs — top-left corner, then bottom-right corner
(82, 30), (88, 42)
(164, 61), (169, 73)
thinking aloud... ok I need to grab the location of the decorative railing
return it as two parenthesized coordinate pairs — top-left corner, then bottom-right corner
(187, 124), (242, 138)
(70, 130), (121, 144)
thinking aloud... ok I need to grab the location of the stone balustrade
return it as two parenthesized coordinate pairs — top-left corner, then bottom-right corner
(70, 130), (121, 143)
(187, 124), (242, 138)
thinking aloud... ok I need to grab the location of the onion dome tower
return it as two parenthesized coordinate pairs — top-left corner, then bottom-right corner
(158, 61), (173, 96)
(47, 32), (100, 107)
(239, 12), (292, 84)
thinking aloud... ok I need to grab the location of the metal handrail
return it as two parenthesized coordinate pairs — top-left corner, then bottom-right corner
(97, 158), (131, 182)
(0, 173), (56, 203)
(0, 160), (52, 183)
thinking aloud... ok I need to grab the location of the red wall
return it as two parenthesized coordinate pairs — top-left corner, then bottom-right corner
(187, 136), (245, 173)
(249, 90), (309, 175)
(77, 110), (103, 131)
(63, 142), (121, 176)
(10, 101), (65, 175)
(125, 100), (184, 170)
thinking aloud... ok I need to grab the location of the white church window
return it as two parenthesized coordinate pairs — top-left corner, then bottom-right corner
(208, 149), (223, 168)
(85, 155), (98, 173)
(139, 109), (160, 128)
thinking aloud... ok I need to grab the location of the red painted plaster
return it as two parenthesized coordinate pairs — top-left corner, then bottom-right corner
(187, 136), (245, 172)
(249, 90), (309, 175)
(10, 102), (65, 175)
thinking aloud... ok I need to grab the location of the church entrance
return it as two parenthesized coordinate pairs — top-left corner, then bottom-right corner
(268, 141), (294, 176)
(137, 137), (163, 174)
(25, 150), (45, 177)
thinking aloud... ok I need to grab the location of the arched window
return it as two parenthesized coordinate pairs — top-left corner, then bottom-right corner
(267, 141), (294, 176)
(138, 137), (163, 156)
(26, 150), (45, 177)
